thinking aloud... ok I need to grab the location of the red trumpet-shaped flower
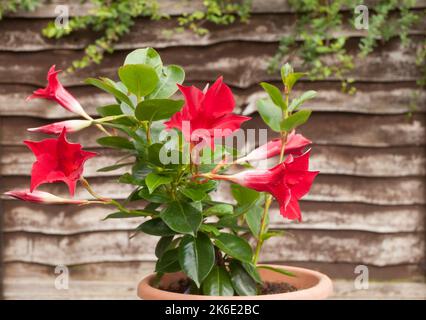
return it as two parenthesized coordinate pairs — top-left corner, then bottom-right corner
(236, 130), (311, 163)
(24, 128), (96, 196)
(28, 119), (92, 135)
(208, 150), (318, 221)
(165, 77), (250, 147)
(4, 190), (89, 204)
(27, 65), (91, 119)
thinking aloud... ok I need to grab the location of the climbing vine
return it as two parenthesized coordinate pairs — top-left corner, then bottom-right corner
(0, 0), (424, 87)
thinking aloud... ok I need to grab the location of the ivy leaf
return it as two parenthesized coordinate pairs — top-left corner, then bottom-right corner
(155, 248), (181, 273)
(135, 99), (184, 121)
(148, 65), (185, 99)
(85, 78), (133, 107)
(202, 266), (234, 296)
(280, 109), (312, 132)
(260, 82), (286, 110)
(118, 64), (159, 100)
(178, 233), (215, 287)
(214, 233), (253, 263)
(229, 260), (257, 296)
(137, 218), (176, 236)
(160, 201), (202, 236)
(97, 136), (134, 150)
(124, 48), (163, 74)
(256, 98), (282, 132)
(289, 90), (317, 112)
(145, 172), (172, 194)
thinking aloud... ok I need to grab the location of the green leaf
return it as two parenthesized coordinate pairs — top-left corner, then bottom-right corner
(260, 82), (285, 110)
(256, 98), (282, 132)
(145, 172), (172, 194)
(148, 65), (185, 99)
(202, 266), (234, 296)
(289, 90), (317, 112)
(124, 48), (163, 74)
(137, 218), (176, 236)
(97, 162), (132, 172)
(135, 99), (184, 121)
(285, 72), (305, 92)
(214, 233), (253, 263)
(245, 205), (265, 239)
(281, 109), (312, 132)
(155, 248), (181, 273)
(96, 104), (122, 117)
(138, 188), (171, 204)
(178, 233), (215, 287)
(103, 211), (152, 220)
(155, 236), (174, 258)
(242, 262), (263, 284)
(160, 201), (202, 236)
(257, 265), (295, 277)
(229, 260), (257, 296)
(181, 187), (206, 202)
(261, 230), (285, 241)
(97, 136), (134, 150)
(203, 204), (234, 217)
(280, 63), (293, 81)
(231, 184), (260, 207)
(85, 78), (133, 107)
(118, 64), (159, 99)
(199, 224), (221, 236)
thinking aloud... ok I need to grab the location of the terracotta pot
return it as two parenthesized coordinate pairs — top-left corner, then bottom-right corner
(138, 265), (333, 300)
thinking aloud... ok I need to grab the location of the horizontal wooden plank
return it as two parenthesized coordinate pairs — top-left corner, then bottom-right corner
(3, 229), (423, 266)
(1, 84), (425, 119)
(1, 113), (424, 148)
(0, 39), (422, 88)
(5, 261), (424, 283)
(2, 145), (425, 177)
(6, 0), (426, 18)
(2, 173), (425, 205)
(2, 15), (425, 52)
(4, 277), (424, 299)
(2, 201), (424, 235)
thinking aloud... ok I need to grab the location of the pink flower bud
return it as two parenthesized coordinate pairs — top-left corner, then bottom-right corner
(28, 119), (92, 135)
(4, 189), (88, 204)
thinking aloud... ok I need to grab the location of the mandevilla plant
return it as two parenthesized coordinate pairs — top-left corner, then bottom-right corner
(5, 48), (318, 296)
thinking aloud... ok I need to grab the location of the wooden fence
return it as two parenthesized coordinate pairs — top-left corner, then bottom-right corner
(0, 0), (425, 299)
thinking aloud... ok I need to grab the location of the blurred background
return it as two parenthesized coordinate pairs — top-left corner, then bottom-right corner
(0, 0), (424, 299)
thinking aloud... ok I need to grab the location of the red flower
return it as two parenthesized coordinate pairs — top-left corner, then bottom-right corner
(4, 190), (89, 204)
(236, 130), (311, 163)
(165, 77), (250, 147)
(28, 119), (92, 135)
(27, 65), (91, 119)
(24, 128), (96, 196)
(209, 150), (318, 221)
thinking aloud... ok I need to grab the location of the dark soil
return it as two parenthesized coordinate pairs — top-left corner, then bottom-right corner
(159, 278), (298, 295)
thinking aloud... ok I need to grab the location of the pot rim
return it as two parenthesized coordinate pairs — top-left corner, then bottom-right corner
(137, 264), (333, 300)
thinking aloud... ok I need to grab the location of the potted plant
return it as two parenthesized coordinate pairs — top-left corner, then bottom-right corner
(5, 48), (332, 300)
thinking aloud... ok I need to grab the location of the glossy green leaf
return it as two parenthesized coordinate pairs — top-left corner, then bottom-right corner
(97, 136), (134, 150)
(160, 201), (202, 236)
(214, 233), (253, 263)
(202, 266), (234, 296)
(181, 187), (206, 202)
(245, 205), (265, 238)
(155, 248), (180, 273)
(260, 82), (285, 110)
(148, 65), (185, 99)
(256, 98), (282, 132)
(97, 162), (132, 172)
(138, 188), (171, 204)
(145, 172), (172, 194)
(137, 218), (176, 236)
(85, 78), (133, 107)
(281, 109), (312, 132)
(199, 224), (221, 236)
(155, 236), (174, 258)
(280, 63), (293, 80)
(118, 64), (159, 99)
(124, 48), (163, 74)
(231, 184), (260, 207)
(289, 90), (317, 112)
(96, 104), (122, 117)
(178, 233), (215, 287)
(203, 204), (234, 217)
(284, 72), (305, 92)
(242, 262), (263, 284)
(257, 265), (295, 277)
(229, 260), (257, 296)
(135, 99), (184, 121)
(102, 210), (152, 220)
